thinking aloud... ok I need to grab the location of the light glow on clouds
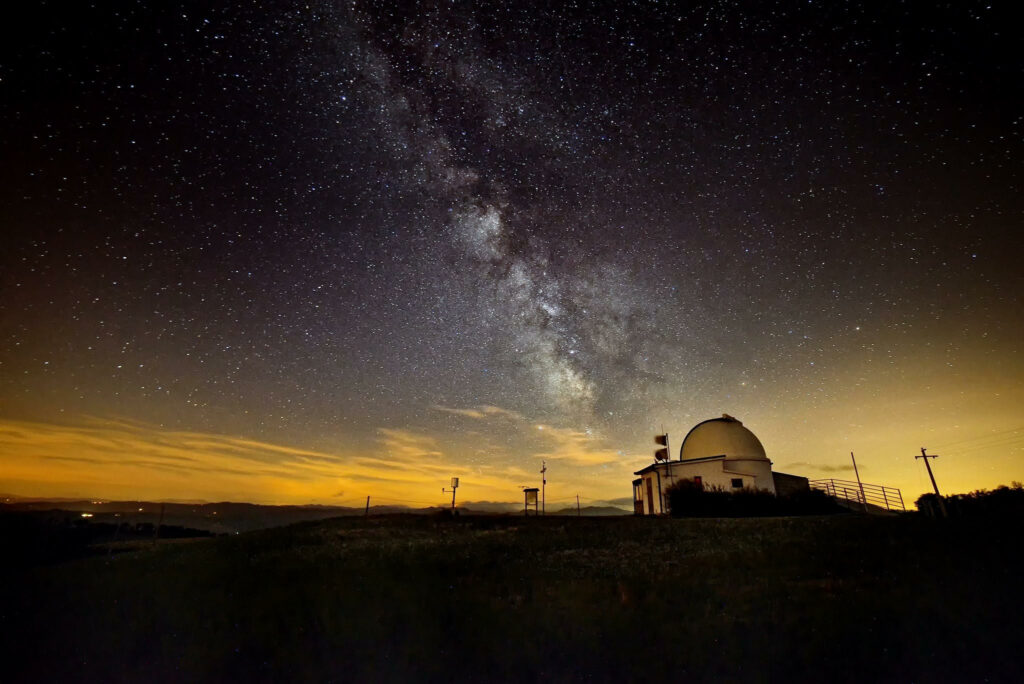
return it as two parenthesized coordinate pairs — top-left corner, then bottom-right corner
(0, 414), (641, 506)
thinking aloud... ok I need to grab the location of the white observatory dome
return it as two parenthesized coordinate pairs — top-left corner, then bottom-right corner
(679, 415), (768, 461)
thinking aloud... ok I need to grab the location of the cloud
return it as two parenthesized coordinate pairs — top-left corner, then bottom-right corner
(0, 416), (632, 506)
(0, 417), (353, 491)
(432, 405), (525, 421)
(377, 428), (445, 460)
(0, 418), (453, 504)
(531, 424), (621, 465)
(781, 461), (858, 474)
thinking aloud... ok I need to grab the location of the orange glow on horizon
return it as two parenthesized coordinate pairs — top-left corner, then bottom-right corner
(0, 415), (645, 508)
(2, 395), (1022, 510)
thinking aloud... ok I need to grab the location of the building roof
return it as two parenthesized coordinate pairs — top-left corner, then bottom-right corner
(679, 414), (767, 462)
(634, 454), (726, 475)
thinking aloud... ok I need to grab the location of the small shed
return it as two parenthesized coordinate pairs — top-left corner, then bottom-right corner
(523, 487), (540, 516)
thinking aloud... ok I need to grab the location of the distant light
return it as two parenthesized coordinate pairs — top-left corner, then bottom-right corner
(81, 512), (93, 518)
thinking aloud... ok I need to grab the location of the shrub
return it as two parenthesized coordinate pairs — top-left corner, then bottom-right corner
(916, 482), (1024, 518)
(666, 479), (841, 518)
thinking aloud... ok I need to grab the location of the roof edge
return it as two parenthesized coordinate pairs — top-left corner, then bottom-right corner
(634, 454), (727, 475)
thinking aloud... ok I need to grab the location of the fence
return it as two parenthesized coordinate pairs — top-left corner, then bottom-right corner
(809, 478), (905, 513)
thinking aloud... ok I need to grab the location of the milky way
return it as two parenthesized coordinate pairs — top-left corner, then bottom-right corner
(2, 2), (1022, 504)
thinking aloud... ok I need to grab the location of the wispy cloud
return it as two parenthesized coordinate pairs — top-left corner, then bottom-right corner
(377, 428), (445, 460)
(0, 417), (555, 505)
(781, 461), (858, 474)
(432, 404), (526, 421)
(531, 424), (621, 465)
(0, 418), (359, 501)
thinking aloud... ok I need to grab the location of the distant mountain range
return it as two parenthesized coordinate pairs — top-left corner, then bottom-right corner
(1, 497), (632, 533)
(550, 506), (631, 517)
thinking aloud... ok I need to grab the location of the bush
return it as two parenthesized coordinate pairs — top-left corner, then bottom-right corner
(666, 479), (841, 518)
(916, 482), (1024, 518)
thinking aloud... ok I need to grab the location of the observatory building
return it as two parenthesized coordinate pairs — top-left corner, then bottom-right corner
(632, 414), (807, 515)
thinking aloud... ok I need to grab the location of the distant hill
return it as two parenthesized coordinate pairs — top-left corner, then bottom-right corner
(550, 505), (631, 517)
(1, 497), (632, 531)
(454, 501), (523, 514)
(0, 500), (362, 534)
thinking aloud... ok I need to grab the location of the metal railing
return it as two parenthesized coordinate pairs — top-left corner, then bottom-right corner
(809, 478), (905, 513)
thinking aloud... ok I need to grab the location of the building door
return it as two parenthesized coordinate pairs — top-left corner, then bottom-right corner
(646, 479), (655, 515)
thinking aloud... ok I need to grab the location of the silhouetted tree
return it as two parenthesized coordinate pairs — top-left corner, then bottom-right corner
(916, 482), (1024, 518)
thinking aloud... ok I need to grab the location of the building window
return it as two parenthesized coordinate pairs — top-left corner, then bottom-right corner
(731, 478), (743, 489)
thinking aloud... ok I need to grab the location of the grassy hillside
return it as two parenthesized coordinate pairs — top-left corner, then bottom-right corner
(3, 514), (1022, 682)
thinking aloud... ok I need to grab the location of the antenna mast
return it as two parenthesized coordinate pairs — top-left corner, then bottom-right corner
(540, 461), (547, 515)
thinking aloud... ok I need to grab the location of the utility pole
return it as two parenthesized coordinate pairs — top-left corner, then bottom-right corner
(442, 477), (459, 510)
(916, 447), (947, 517)
(540, 461), (547, 515)
(576, 494), (581, 517)
(851, 452), (868, 512)
(365, 495), (370, 517)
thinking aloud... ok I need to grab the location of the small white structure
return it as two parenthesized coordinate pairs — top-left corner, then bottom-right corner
(633, 415), (791, 515)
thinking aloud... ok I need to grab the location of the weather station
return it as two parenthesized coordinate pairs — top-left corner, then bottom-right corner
(442, 477), (459, 510)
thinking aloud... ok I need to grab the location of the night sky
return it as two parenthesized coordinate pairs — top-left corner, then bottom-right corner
(2, 1), (1022, 507)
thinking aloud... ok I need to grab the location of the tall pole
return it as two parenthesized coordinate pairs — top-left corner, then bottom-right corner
(665, 430), (674, 489)
(916, 447), (947, 516)
(654, 432), (670, 514)
(442, 478), (459, 510)
(365, 496), (370, 516)
(576, 494), (581, 517)
(540, 461), (547, 516)
(851, 452), (868, 512)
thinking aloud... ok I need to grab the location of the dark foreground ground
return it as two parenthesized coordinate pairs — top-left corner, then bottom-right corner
(2, 513), (1022, 683)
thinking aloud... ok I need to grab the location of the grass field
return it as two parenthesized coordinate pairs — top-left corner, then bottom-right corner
(3, 513), (1022, 682)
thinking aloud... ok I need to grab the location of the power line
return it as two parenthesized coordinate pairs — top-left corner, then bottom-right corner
(932, 426), (1024, 450)
(950, 436), (1024, 456)
(370, 496), (449, 506)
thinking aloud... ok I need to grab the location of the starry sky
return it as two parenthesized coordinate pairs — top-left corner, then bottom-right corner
(2, 1), (1022, 508)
